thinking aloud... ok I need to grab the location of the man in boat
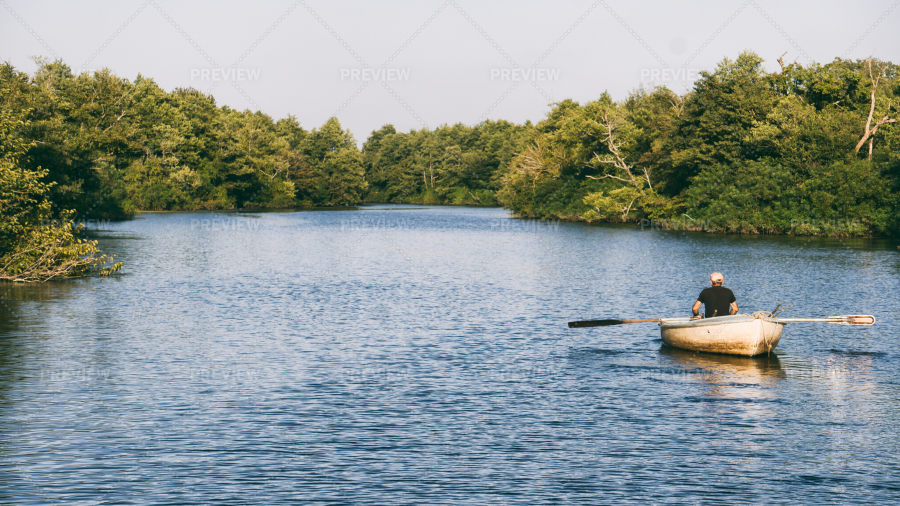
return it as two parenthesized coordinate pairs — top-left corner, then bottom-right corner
(691, 272), (738, 319)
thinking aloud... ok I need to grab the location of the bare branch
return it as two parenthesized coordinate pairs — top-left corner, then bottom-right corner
(586, 173), (631, 183)
(777, 52), (788, 72)
(855, 57), (895, 159)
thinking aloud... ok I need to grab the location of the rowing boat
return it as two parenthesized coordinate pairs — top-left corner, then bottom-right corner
(659, 314), (784, 356)
(568, 313), (873, 356)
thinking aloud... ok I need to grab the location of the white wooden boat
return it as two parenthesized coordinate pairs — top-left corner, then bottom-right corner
(659, 314), (785, 356)
(569, 313), (872, 356)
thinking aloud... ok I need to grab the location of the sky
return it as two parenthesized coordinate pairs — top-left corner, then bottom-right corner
(2, 0), (899, 144)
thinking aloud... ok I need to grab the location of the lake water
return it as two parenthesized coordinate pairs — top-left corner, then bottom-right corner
(1, 205), (899, 504)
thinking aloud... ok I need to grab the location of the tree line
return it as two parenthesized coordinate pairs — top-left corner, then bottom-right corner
(1, 51), (898, 280)
(1, 59), (372, 218)
(494, 52), (899, 236)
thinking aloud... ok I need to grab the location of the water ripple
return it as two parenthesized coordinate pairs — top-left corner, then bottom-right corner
(1, 206), (898, 504)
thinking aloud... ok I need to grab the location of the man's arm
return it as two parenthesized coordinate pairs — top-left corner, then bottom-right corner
(730, 301), (739, 315)
(692, 300), (702, 319)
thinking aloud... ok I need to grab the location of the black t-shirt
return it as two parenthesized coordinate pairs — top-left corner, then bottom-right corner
(697, 286), (736, 317)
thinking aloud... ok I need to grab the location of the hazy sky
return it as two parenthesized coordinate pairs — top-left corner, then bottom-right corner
(2, 0), (898, 143)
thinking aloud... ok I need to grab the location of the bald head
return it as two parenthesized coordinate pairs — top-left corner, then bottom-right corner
(710, 272), (724, 286)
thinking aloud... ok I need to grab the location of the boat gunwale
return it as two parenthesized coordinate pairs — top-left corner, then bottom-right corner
(659, 314), (785, 330)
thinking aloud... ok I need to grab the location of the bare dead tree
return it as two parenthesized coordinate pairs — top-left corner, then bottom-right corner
(669, 95), (685, 116)
(585, 109), (652, 191)
(512, 140), (563, 191)
(777, 52), (789, 73)
(855, 57), (897, 160)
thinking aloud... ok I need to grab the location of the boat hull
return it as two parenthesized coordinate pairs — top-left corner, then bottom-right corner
(659, 315), (784, 356)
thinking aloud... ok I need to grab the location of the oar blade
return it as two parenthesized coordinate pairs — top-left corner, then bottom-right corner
(568, 319), (624, 328)
(568, 318), (661, 328)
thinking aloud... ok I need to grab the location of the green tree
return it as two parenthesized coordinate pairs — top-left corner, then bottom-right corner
(319, 148), (367, 205)
(662, 51), (777, 194)
(0, 105), (121, 281)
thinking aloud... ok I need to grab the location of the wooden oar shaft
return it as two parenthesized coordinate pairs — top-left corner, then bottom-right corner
(777, 318), (843, 322)
(777, 315), (875, 325)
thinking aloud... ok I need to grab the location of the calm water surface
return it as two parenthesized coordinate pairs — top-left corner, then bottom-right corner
(1, 205), (899, 504)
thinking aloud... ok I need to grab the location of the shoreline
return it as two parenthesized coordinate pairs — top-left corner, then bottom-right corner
(104, 205), (899, 242)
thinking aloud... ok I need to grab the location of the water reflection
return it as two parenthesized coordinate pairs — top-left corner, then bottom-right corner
(0, 284), (26, 411)
(659, 344), (786, 383)
(0, 280), (91, 399)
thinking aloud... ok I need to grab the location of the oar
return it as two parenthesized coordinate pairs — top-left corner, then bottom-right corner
(568, 318), (690, 328)
(776, 315), (875, 325)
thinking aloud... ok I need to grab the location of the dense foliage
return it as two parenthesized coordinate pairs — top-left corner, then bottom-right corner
(362, 121), (533, 205)
(2, 51), (899, 253)
(1, 59), (366, 220)
(0, 91), (121, 281)
(493, 52), (900, 236)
